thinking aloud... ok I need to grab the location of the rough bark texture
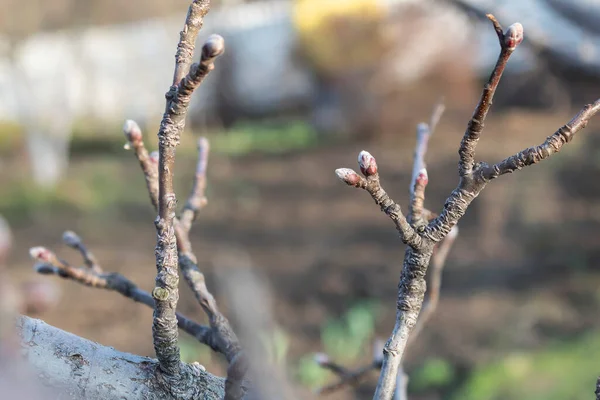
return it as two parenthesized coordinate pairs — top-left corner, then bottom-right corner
(17, 316), (225, 400)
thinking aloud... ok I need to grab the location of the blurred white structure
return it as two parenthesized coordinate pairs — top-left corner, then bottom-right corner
(1, 0), (598, 186)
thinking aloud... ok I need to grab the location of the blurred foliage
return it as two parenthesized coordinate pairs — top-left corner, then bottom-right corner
(179, 335), (213, 365)
(296, 300), (379, 389)
(296, 354), (333, 389)
(408, 358), (455, 393)
(259, 325), (291, 367)
(452, 331), (600, 400)
(209, 120), (319, 156)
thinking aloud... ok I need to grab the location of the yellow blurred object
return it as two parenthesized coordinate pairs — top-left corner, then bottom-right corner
(292, 0), (387, 75)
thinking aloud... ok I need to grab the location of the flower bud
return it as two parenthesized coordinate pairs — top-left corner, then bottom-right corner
(335, 168), (361, 186)
(62, 230), (81, 248)
(29, 247), (53, 263)
(416, 168), (428, 186)
(358, 150), (378, 176)
(504, 23), (524, 50)
(123, 119), (142, 143)
(202, 34), (225, 60)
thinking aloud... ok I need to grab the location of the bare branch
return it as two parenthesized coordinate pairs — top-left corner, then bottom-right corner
(173, 0), (211, 86)
(124, 120), (159, 211)
(317, 360), (381, 395)
(179, 255), (241, 360)
(335, 151), (422, 249)
(62, 230), (102, 274)
(408, 226), (458, 343)
(458, 16), (523, 177)
(18, 316), (227, 400)
(28, 242), (218, 350)
(393, 365), (408, 400)
(179, 137), (210, 255)
(153, 24), (224, 374)
(482, 99), (600, 179)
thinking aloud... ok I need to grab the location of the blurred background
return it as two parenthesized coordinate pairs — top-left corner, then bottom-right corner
(2, 0), (600, 398)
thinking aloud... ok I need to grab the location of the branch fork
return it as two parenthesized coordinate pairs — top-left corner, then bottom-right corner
(335, 15), (600, 400)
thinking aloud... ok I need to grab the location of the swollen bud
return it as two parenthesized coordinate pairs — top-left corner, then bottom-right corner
(202, 34), (225, 60)
(149, 151), (159, 165)
(358, 150), (378, 176)
(123, 119), (143, 143)
(335, 168), (362, 186)
(416, 168), (428, 186)
(62, 230), (81, 248)
(29, 247), (53, 263)
(504, 23), (524, 50)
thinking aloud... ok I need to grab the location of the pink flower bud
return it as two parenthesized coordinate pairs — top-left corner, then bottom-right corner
(62, 230), (81, 247)
(358, 150), (378, 176)
(504, 23), (523, 50)
(202, 34), (225, 60)
(416, 168), (428, 186)
(123, 120), (143, 143)
(149, 151), (159, 165)
(313, 352), (330, 365)
(335, 168), (362, 186)
(29, 247), (53, 263)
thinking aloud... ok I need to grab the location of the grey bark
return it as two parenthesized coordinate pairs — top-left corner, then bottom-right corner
(17, 316), (225, 400)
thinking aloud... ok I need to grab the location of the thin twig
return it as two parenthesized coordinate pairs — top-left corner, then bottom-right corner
(179, 137), (210, 255)
(28, 243), (218, 350)
(458, 15), (523, 178)
(62, 231), (102, 274)
(317, 360), (381, 395)
(408, 100), (444, 227)
(482, 99), (600, 179)
(335, 152), (422, 249)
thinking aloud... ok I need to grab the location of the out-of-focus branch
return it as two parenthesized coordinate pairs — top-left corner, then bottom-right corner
(179, 137), (210, 256)
(62, 230), (102, 274)
(315, 350), (382, 395)
(408, 100), (445, 226)
(28, 236), (219, 351)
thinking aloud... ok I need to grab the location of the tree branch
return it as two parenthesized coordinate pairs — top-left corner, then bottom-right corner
(458, 16), (523, 177)
(153, 22), (224, 376)
(482, 99), (600, 179)
(28, 238), (218, 351)
(18, 316), (226, 400)
(408, 100), (445, 226)
(335, 152), (422, 249)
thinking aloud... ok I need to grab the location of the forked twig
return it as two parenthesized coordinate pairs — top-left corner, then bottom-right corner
(336, 14), (600, 400)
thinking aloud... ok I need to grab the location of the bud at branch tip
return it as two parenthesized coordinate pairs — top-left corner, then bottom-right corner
(123, 119), (142, 143)
(62, 231), (81, 247)
(202, 34), (225, 60)
(29, 246), (52, 262)
(504, 23), (524, 50)
(335, 168), (361, 186)
(358, 150), (378, 176)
